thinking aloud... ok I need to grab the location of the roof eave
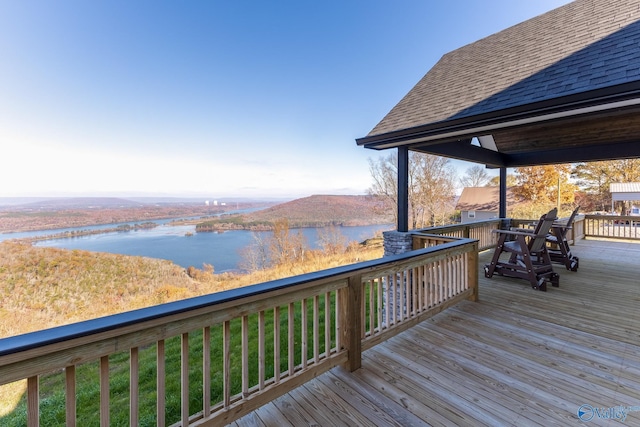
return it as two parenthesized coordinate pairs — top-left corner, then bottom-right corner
(356, 82), (640, 150)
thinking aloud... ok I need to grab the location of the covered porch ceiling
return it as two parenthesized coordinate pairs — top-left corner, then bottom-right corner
(356, 0), (640, 169)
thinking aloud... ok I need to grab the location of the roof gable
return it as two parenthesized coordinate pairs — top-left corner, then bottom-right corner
(367, 0), (640, 137)
(358, 0), (640, 169)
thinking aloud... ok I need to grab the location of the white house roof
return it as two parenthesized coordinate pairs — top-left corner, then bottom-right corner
(610, 182), (640, 201)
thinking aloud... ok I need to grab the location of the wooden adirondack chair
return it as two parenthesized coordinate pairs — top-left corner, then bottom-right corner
(546, 206), (580, 271)
(484, 208), (559, 291)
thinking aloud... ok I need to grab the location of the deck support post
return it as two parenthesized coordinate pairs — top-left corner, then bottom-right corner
(398, 146), (409, 232)
(341, 274), (363, 372)
(468, 241), (479, 302)
(499, 167), (507, 219)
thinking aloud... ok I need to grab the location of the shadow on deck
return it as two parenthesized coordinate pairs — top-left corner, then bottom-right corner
(233, 238), (640, 426)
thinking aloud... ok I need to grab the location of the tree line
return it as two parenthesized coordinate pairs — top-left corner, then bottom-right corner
(367, 151), (640, 227)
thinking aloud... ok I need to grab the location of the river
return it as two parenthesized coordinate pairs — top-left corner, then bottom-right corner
(3, 220), (391, 273)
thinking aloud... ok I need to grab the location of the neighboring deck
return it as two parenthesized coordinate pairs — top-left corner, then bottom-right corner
(233, 238), (640, 426)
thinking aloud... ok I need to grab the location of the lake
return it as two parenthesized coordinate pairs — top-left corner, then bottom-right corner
(24, 222), (391, 273)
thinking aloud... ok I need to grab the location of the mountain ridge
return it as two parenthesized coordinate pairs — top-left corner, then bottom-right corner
(196, 194), (393, 231)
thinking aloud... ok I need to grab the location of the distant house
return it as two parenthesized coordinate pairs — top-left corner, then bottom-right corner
(456, 187), (516, 223)
(610, 183), (640, 215)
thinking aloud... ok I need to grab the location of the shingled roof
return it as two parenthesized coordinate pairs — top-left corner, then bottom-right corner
(456, 187), (519, 212)
(357, 0), (640, 168)
(610, 182), (640, 202)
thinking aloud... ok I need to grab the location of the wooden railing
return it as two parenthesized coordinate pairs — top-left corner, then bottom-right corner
(0, 238), (478, 426)
(412, 219), (501, 251)
(583, 214), (640, 240)
(513, 213), (640, 241)
(509, 214), (587, 245)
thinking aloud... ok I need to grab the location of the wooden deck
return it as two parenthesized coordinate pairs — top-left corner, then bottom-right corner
(231, 238), (640, 426)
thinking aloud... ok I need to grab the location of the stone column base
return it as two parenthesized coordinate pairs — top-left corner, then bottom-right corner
(383, 231), (413, 257)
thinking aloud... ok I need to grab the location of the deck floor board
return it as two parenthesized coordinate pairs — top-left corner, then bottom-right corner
(234, 239), (640, 426)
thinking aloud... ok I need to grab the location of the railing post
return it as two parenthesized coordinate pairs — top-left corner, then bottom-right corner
(27, 376), (38, 427)
(341, 274), (363, 372)
(468, 242), (479, 302)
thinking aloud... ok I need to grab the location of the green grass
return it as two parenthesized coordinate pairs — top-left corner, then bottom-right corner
(0, 295), (337, 426)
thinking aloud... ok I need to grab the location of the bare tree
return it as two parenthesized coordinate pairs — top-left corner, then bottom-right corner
(269, 218), (307, 266)
(368, 151), (457, 229)
(239, 232), (269, 273)
(412, 154), (457, 227)
(367, 154), (399, 226)
(460, 165), (491, 187)
(317, 225), (347, 255)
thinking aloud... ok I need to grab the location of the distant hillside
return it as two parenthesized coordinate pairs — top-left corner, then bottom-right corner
(3, 197), (146, 210)
(0, 200), (270, 234)
(197, 195), (393, 231)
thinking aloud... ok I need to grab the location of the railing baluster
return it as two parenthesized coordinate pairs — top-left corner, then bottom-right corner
(441, 259), (447, 299)
(449, 257), (454, 296)
(157, 340), (166, 427)
(325, 292), (331, 357)
(274, 306), (281, 382)
(458, 254), (463, 293)
(447, 259), (452, 298)
(242, 315), (249, 396)
(423, 265), (428, 308)
(385, 275), (390, 327)
(313, 295), (320, 363)
(203, 326), (211, 416)
(407, 269), (413, 317)
(223, 320), (231, 408)
(368, 280), (374, 337)
(259, 310), (265, 389)
(463, 253), (468, 292)
(418, 265), (424, 312)
(130, 347), (139, 427)
(400, 271), (405, 321)
(335, 290), (342, 350)
(412, 267), (418, 316)
(434, 262), (439, 305)
(457, 254), (462, 294)
(288, 302), (295, 377)
(100, 356), (109, 427)
(391, 274), (397, 325)
(181, 332), (189, 426)
(376, 278), (383, 333)
(27, 376), (38, 427)
(302, 298), (308, 368)
(65, 366), (76, 427)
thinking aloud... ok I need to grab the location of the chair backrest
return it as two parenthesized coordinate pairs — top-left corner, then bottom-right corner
(552, 205), (580, 239)
(567, 206), (580, 225)
(530, 208), (557, 252)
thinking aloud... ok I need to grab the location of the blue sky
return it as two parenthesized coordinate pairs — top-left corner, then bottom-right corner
(0, 0), (572, 199)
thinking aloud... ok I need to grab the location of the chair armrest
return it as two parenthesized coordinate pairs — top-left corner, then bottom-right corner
(552, 223), (572, 230)
(510, 227), (535, 233)
(493, 229), (543, 238)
